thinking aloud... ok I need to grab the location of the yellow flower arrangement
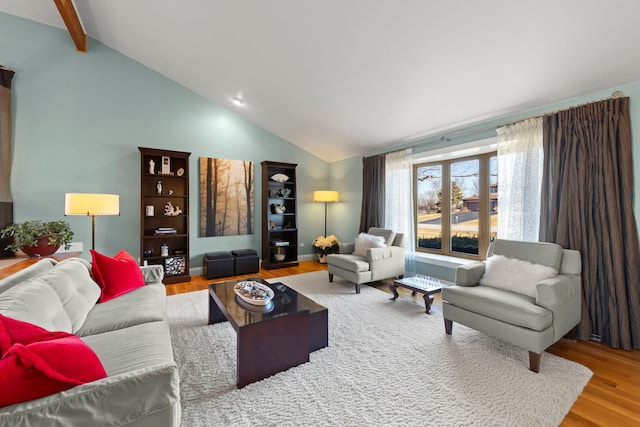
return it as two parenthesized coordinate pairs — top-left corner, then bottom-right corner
(312, 235), (340, 256)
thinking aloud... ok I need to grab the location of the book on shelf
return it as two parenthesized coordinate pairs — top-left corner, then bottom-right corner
(271, 240), (289, 247)
(154, 228), (177, 235)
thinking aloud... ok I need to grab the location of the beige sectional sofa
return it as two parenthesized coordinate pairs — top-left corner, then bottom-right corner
(0, 257), (180, 426)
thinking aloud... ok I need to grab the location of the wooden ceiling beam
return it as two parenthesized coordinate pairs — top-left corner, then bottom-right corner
(53, 0), (87, 53)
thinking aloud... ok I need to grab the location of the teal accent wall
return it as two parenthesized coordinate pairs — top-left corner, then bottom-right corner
(1, 13), (330, 267)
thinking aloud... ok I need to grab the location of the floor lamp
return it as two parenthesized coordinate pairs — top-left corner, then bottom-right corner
(313, 191), (338, 236)
(65, 193), (120, 250)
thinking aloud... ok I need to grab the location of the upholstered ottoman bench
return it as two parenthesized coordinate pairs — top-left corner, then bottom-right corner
(232, 249), (260, 275)
(203, 251), (234, 279)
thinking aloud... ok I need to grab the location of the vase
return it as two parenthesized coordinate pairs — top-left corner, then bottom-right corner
(317, 254), (327, 263)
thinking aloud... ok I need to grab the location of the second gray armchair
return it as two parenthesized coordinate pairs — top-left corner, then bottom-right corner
(326, 227), (405, 293)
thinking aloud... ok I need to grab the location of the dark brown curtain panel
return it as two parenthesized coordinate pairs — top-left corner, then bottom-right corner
(0, 65), (15, 258)
(540, 97), (640, 350)
(359, 154), (385, 232)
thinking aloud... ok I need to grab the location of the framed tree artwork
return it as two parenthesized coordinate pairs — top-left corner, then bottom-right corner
(199, 157), (254, 236)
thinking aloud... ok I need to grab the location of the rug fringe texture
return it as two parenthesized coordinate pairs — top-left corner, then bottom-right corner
(167, 271), (592, 426)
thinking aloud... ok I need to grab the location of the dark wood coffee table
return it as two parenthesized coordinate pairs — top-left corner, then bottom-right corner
(208, 276), (328, 388)
(390, 276), (451, 314)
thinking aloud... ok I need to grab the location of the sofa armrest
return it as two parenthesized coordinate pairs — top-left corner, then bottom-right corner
(536, 274), (581, 341)
(0, 363), (180, 427)
(339, 242), (355, 254)
(455, 261), (485, 286)
(535, 274), (579, 308)
(140, 265), (165, 285)
(368, 246), (405, 281)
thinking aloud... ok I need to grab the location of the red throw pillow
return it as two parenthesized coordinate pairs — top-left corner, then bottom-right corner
(0, 314), (69, 356)
(0, 335), (107, 407)
(90, 249), (146, 303)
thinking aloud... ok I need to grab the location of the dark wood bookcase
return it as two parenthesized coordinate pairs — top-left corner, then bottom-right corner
(139, 147), (191, 284)
(261, 161), (299, 269)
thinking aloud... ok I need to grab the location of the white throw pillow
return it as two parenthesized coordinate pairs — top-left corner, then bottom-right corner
(479, 254), (558, 298)
(353, 232), (387, 256)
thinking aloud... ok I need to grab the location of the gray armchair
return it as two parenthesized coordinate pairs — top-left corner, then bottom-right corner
(327, 227), (405, 293)
(442, 239), (581, 372)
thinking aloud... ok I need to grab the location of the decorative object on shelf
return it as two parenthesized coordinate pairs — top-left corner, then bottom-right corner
(156, 180), (163, 195)
(164, 202), (182, 216)
(269, 189), (279, 198)
(0, 220), (74, 257)
(274, 246), (286, 262)
(160, 244), (169, 257)
(145, 206), (154, 216)
(164, 255), (186, 275)
(199, 157), (254, 237)
(313, 235), (340, 262)
(279, 188), (292, 198)
(161, 156), (171, 174)
(313, 190), (339, 236)
(143, 248), (153, 257)
(270, 173), (289, 182)
(64, 193), (120, 250)
(269, 220), (277, 230)
(272, 203), (286, 214)
(168, 190), (174, 195)
(177, 167), (184, 177)
(149, 159), (155, 175)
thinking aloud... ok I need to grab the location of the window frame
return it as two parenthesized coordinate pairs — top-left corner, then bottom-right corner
(413, 151), (497, 260)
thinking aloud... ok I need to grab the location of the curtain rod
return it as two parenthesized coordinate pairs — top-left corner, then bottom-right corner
(499, 90), (626, 129)
(376, 90), (627, 158)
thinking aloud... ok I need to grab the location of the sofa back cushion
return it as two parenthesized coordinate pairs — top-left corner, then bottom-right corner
(0, 278), (72, 333)
(488, 239), (563, 271)
(38, 259), (101, 333)
(0, 258), (57, 295)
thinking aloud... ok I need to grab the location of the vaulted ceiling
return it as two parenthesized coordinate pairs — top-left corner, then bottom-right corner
(2, 1), (640, 162)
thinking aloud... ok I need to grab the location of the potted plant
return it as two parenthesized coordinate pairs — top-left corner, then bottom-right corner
(0, 220), (74, 257)
(312, 235), (340, 263)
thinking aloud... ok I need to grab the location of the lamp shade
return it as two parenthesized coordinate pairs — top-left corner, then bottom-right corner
(313, 191), (339, 203)
(65, 193), (120, 216)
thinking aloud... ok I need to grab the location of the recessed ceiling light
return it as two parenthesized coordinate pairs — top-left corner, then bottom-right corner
(232, 96), (245, 106)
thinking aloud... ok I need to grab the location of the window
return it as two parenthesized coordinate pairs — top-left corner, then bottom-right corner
(414, 152), (497, 259)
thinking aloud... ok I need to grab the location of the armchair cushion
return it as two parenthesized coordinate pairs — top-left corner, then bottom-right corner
(479, 255), (558, 298)
(443, 285), (553, 331)
(353, 233), (387, 256)
(326, 254), (370, 273)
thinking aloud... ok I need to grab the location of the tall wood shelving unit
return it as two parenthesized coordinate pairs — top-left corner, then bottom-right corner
(139, 147), (191, 284)
(261, 161), (299, 270)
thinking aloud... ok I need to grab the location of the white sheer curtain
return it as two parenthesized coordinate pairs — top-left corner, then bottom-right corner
(385, 148), (415, 275)
(496, 117), (543, 241)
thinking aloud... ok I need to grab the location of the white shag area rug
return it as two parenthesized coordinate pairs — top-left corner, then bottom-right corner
(167, 271), (592, 427)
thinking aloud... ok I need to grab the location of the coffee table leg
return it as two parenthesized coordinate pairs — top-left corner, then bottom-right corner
(389, 283), (399, 301)
(423, 294), (434, 314)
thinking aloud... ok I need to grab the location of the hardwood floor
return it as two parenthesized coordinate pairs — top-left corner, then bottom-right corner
(166, 260), (640, 426)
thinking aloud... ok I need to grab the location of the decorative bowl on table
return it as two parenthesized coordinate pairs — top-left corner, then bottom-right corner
(234, 281), (274, 306)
